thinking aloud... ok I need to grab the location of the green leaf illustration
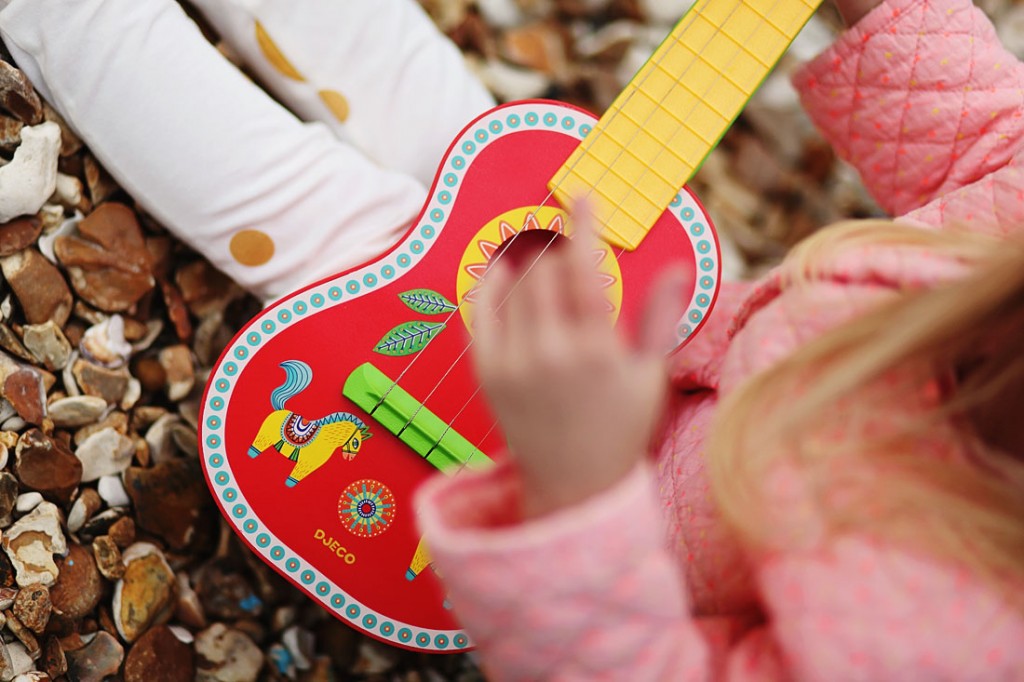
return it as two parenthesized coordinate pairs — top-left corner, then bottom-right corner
(374, 321), (446, 356)
(399, 289), (457, 315)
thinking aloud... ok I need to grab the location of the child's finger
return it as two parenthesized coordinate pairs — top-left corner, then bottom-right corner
(473, 260), (511, 366)
(638, 265), (688, 357)
(565, 199), (607, 322)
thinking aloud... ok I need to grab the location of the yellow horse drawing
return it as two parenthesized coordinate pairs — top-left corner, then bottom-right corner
(248, 360), (371, 487)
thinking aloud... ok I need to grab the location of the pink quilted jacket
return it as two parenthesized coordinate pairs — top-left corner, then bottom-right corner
(416, 0), (1024, 678)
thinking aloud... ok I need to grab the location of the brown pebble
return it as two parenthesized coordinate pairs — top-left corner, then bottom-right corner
(3, 368), (46, 425)
(65, 630), (124, 682)
(0, 249), (74, 327)
(5, 609), (40, 657)
(14, 429), (82, 503)
(132, 356), (166, 393)
(107, 516), (136, 549)
(124, 625), (194, 682)
(71, 359), (129, 405)
(0, 323), (35, 363)
(0, 216), (43, 257)
(49, 544), (103, 620)
(0, 61), (43, 124)
(124, 459), (208, 549)
(92, 536), (124, 581)
(160, 279), (192, 342)
(54, 203), (154, 312)
(0, 472), (17, 527)
(42, 635), (68, 678)
(12, 584), (51, 633)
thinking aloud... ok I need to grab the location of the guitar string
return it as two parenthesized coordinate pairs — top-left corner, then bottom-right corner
(380, 0), (728, 455)
(366, 0), (722, 420)
(425, 0), (788, 474)
(377, 0), (794, 474)
(451, 0), (802, 475)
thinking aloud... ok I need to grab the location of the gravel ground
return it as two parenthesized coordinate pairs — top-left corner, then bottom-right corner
(0, 0), (1019, 680)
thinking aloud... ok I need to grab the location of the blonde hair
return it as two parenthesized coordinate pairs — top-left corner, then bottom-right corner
(708, 219), (1024, 591)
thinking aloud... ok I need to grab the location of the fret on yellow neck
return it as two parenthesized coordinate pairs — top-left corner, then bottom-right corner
(549, 0), (821, 250)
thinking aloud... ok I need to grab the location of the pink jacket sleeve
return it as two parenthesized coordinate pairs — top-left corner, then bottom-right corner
(416, 454), (1024, 680)
(792, 0), (1024, 220)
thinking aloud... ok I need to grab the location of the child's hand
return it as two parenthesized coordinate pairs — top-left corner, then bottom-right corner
(472, 204), (686, 518)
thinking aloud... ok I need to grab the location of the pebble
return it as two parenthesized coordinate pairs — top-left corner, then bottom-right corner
(75, 427), (134, 482)
(2, 369), (45, 425)
(107, 515), (136, 548)
(12, 584), (51, 634)
(80, 316), (132, 368)
(0, 122), (60, 223)
(70, 359), (128, 405)
(48, 544), (101, 620)
(0, 116), (22, 152)
(112, 543), (176, 643)
(157, 345), (194, 402)
(47, 395), (105, 428)
(195, 623), (263, 682)
(66, 488), (101, 534)
(91, 535), (124, 581)
(0, 473), (18, 527)
(53, 203), (155, 312)
(0, 61), (42, 124)
(40, 635), (66, 679)
(13, 492), (42, 515)
(13, 429), (82, 503)
(65, 631), (123, 682)
(124, 459), (207, 550)
(174, 572), (206, 629)
(123, 625), (194, 682)
(0, 247), (73, 328)
(144, 414), (181, 464)
(0, 217), (43, 257)
(1, 501), (67, 587)
(4, 642), (33, 680)
(22, 321), (72, 371)
(97, 474), (130, 507)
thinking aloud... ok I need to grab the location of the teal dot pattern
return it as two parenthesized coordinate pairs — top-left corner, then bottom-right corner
(199, 102), (719, 650)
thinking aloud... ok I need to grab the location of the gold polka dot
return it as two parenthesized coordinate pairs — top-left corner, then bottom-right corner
(230, 230), (275, 266)
(319, 90), (351, 123)
(254, 21), (305, 81)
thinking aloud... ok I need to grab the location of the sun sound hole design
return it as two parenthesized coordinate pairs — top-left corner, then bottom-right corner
(339, 479), (395, 538)
(456, 206), (623, 332)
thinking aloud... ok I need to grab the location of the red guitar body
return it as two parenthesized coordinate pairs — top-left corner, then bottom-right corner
(199, 100), (720, 652)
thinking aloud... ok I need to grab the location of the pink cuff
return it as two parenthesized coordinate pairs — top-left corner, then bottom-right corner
(415, 460), (662, 556)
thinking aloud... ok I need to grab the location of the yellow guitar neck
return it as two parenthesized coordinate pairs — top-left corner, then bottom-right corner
(549, 0), (821, 250)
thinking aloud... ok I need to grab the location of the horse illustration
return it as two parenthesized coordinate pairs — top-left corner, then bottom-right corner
(248, 360), (371, 487)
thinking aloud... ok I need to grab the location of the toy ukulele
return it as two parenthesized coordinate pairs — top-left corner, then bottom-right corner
(200, 0), (820, 652)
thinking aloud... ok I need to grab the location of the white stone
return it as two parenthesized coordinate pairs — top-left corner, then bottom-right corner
(476, 0), (523, 29)
(195, 623), (262, 682)
(145, 413), (181, 465)
(23, 320), (73, 371)
(76, 427), (134, 482)
(48, 395), (107, 428)
(66, 495), (90, 533)
(2, 501), (67, 587)
(13, 492), (41, 514)
(51, 172), (83, 209)
(97, 475), (130, 507)
(0, 122), (60, 223)
(6, 642), (33, 678)
(38, 212), (80, 264)
(169, 625), (194, 644)
(475, 58), (550, 101)
(81, 316), (132, 368)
